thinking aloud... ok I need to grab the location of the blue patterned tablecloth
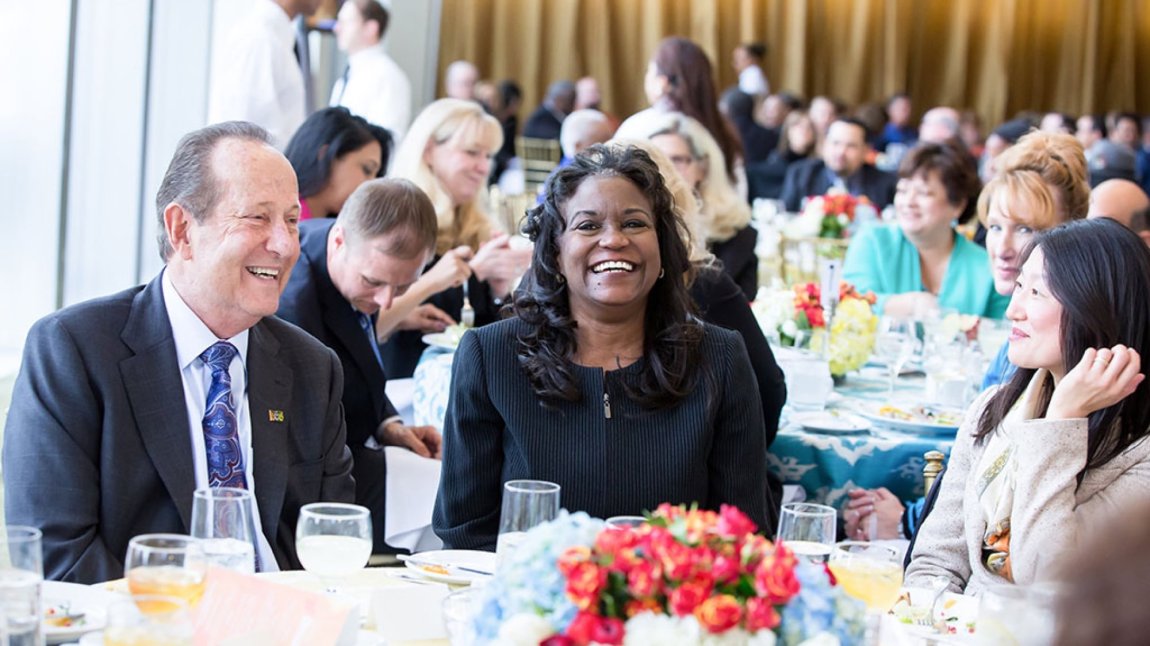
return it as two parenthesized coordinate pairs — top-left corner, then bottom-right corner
(769, 368), (956, 510)
(412, 347), (455, 430)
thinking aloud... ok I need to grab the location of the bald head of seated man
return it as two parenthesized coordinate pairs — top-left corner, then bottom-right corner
(1088, 178), (1150, 246)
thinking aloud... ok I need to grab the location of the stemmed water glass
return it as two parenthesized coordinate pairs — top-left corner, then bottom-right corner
(295, 503), (372, 593)
(190, 487), (258, 574)
(874, 317), (918, 396)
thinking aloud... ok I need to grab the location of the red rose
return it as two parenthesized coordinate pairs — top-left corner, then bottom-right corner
(668, 580), (712, 616)
(712, 553), (742, 585)
(565, 611), (601, 645)
(590, 617), (625, 645)
(558, 546), (592, 577)
(565, 561), (607, 610)
(754, 555), (800, 605)
(626, 559), (660, 597)
(595, 526), (639, 555)
(745, 597), (782, 631)
(717, 504), (757, 538)
(695, 594), (743, 633)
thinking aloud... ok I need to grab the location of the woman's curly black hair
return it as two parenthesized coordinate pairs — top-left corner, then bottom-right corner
(512, 143), (703, 409)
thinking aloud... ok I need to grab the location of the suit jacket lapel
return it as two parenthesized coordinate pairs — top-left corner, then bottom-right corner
(311, 239), (387, 417)
(247, 321), (291, 551)
(120, 275), (197, 530)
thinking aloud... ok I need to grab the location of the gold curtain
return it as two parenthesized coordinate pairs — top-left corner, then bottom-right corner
(436, 0), (1150, 131)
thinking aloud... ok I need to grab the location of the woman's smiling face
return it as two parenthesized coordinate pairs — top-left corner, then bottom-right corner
(557, 175), (662, 321)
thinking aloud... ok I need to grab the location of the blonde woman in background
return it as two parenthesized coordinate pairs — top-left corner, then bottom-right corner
(380, 98), (533, 377)
(618, 113), (757, 300)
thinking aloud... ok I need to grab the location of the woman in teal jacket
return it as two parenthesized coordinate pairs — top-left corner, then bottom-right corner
(843, 140), (1008, 319)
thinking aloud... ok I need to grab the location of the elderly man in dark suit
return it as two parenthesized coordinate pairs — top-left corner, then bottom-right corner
(522, 80), (577, 141)
(277, 178), (442, 552)
(2, 122), (355, 583)
(780, 117), (898, 212)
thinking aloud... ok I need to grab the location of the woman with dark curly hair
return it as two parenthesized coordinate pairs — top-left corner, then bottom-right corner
(432, 144), (770, 550)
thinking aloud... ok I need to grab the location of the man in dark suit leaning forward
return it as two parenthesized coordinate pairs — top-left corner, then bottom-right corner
(2, 122), (355, 583)
(779, 116), (898, 213)
(277, 178), (442, 552)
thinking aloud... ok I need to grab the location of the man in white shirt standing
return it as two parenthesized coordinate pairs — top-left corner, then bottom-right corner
(330, 0), (413, 144)
(732, 42), (770, 100)
(208, 0), (322, 149)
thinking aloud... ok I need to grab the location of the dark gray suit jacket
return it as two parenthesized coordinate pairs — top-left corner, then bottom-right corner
(2, 274), (355, 583)
(779, 158), (898, 213)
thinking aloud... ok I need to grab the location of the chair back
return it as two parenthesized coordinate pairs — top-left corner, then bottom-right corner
(922, 449), (946, 495)
(516, 136), (562, 197)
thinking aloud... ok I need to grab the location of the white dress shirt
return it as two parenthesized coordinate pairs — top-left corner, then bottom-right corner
(208, 0), (306, 149)
(161, 272), (279, 571)
(738, 65), (770, 97)
(330, 46), (413, 144)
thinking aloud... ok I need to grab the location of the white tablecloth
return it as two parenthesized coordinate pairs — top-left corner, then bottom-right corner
(384, 378), (444, 552)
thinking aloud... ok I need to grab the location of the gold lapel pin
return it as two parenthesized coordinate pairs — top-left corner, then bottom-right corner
(268, 410), (285, 423)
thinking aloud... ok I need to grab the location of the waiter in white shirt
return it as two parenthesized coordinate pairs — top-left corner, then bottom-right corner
(330, 0), (413, 144)
(208, 0), (322, 149)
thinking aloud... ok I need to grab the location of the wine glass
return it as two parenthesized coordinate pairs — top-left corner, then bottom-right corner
(103, 595), (194, 646)
(496, 480), (560, 570)
(605, 515), (647, 530)
(295, 502), (372, 593)
(190, 487), (257, 574)
(874, 317), (917, 396)
(125, 535), (208, 609)
(829, 541), (904, 644)
(775, 503), (836, 562)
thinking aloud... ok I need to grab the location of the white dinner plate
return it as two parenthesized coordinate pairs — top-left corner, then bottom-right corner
(403, 550), (495, 586)
(790, 411), (871, 434)
(43, 581), (119, 644)
(857, 403), (962, 435)
(421, 332), (462, 351)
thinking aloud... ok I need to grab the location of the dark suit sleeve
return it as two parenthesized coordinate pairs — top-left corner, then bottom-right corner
(316, 348), (356, 505)
(432, 331), (505, 550)
(708, 332), (770, 532)
(710, 227), (759, 302)
(779, 162), (806, 212)
(3, 317), (120, 582)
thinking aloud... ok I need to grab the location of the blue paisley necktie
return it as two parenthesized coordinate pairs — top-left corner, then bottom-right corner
(200, 342), (247, 489)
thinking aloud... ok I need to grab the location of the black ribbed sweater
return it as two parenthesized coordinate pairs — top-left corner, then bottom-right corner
(432, 317), (770, 550)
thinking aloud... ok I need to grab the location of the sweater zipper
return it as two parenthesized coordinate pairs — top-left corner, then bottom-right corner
(603, 390), (612, 419)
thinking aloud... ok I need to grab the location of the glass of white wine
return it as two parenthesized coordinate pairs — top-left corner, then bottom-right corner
(775, 502), (836, 562)
(295, 503), (372, 593)
(125, 535), (208, 610)
(190, 487), (257, 574)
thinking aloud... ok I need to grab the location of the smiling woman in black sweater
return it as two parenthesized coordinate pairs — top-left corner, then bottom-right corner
(432, 144), (771, 550)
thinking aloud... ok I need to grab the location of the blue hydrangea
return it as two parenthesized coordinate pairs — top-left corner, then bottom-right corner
(472, 511), (604, 644)
(777, 561), (867, 645)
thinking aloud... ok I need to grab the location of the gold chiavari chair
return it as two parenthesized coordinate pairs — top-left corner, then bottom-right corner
(515, 136), (561, 197)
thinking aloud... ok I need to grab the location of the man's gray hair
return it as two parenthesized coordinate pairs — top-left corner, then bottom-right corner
(155, 121), (271, 261)
(560, 109), (610, 159)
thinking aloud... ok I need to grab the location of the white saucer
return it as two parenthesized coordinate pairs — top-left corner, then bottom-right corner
(791, 411), (871, 434)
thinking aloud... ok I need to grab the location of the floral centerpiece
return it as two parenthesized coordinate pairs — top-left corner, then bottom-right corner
(467, 506), (865, 645)
(751, 281), (879, 377)
(783, 191), (877, 241)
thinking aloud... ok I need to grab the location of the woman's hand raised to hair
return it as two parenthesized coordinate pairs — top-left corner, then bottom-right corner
(421, 245), (474, 293)
(1047, 345), (1145, 420)
(470, 233), (533, 296)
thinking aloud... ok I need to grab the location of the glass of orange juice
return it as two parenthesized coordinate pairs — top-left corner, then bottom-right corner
(101, 595), (193, 646)
(828, 541), (903, 611)
(125, 535), (208, 610)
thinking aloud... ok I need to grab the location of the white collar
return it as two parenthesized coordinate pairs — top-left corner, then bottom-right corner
(162, 270), (250, 372)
